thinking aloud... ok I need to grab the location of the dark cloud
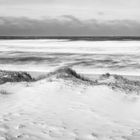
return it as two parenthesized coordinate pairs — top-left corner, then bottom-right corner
(62, 15), (81, 24)
(0, 16), (140, 36)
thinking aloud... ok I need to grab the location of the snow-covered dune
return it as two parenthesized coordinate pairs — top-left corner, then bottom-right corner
(1, 68), (140, 140)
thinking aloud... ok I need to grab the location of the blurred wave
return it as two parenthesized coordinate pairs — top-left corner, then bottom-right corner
(0, 39), (140, 75)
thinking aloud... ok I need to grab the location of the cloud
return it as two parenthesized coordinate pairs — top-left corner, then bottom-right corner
(0, 0), (54, 5)
(0, 0), (140, 21)
(0, 16), (140, 36)
(62, 15), (81, 23)
(98, 12), (105, 16)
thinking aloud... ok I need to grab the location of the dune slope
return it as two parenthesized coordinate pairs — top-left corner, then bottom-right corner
(0, 68), (140, 140)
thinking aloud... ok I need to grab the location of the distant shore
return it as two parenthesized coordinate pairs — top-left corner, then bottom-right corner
(1, 36), (140, 41)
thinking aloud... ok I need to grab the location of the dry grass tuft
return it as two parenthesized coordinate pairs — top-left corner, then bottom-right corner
(0, 89), (11, 95)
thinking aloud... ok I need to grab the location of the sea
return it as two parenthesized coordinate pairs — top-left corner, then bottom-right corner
(1, 36), (140, 76)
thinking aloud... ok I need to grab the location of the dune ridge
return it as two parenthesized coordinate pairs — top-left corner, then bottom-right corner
(39, 67), (140, 94)
(1, 67), (140, 94)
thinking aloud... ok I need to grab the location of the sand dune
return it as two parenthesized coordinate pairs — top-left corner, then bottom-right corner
(0, 68), (140, 140)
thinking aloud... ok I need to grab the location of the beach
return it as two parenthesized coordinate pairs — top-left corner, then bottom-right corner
(0, 68), (140, 140)
(1, 39), (140, 140)
(1, 0), (140, 138)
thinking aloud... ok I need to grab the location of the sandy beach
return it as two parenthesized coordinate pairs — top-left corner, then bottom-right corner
(0, 68), (140, 140)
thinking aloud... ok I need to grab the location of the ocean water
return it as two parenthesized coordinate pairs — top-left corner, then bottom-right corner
(0, 38), (140, 75)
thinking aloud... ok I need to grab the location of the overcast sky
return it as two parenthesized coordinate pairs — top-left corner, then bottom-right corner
(0, 0), (140, 36)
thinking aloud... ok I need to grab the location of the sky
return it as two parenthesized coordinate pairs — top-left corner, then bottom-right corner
(0, 0), (140, 36)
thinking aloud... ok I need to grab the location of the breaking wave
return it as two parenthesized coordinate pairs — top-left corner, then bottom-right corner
(1, 39), (140, 75)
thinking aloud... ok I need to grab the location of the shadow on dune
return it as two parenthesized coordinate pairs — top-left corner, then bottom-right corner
(0, 70), (34, 84)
